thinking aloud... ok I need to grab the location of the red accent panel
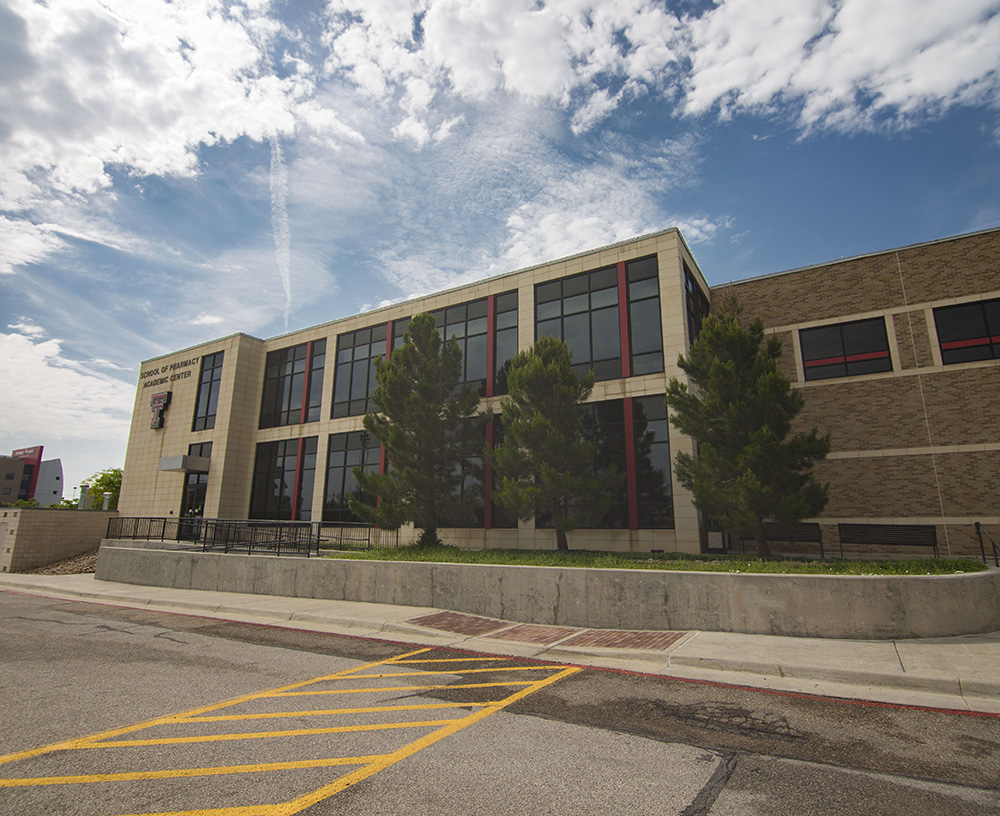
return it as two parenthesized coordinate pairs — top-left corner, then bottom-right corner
(486, 295), (496, 398)
(484, 418), (494, 529)
(845, 350), (890, 363)
(292, 437), (304, 520)
(941, 336), (990, 350)
(617, 261), (631, 378)
(803, 355), (846, 368)
(804, 349), (890, 367)
(623, 397), (638, 530)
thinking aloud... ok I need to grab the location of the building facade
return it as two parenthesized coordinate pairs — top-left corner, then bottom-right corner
(0, 447), (63, 505)
(118, 226), (1000, 556)
(714, 227), (1000, 557)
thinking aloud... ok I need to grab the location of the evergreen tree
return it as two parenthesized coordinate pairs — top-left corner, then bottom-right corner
(350, 313), (481, 545)
(488, 336), (612, 551)
(665, 305), (830, 559)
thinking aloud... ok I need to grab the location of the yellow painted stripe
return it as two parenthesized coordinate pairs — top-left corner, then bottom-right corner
(87, 720), (458, 748)
(390, 657), (508, 664)
(111, 807), (275, 816)
(0, 755), (386, 787)
(270, 680), (536, 697)
(271, 666), (583, 816)
(179, 702), (487, 723)
(300, 664), (568, 680)
(0, 648), (431, 768)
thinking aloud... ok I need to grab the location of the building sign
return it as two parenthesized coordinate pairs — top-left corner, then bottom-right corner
(11, 446), (43, 463)
(139, 356), (199, 389)
(150, 392), (172, 429)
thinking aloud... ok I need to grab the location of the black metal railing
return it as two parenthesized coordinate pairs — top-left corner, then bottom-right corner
(975, 522), (1000, 568)
(318, 522), (399, 550)
(107, 517), (321, 557)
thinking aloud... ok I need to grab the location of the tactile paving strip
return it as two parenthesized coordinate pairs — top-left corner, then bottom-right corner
(407, 611), (510, 636)
(559, 630), (685, 651)
(485, 624), (579, 645)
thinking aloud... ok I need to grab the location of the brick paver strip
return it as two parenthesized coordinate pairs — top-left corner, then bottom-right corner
(485, 624), (580, 645)
(407, 611), (510, 636)
(560, 630), (685, 651)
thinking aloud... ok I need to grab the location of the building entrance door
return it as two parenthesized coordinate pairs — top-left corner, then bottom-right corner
(179, 442), (212, 542)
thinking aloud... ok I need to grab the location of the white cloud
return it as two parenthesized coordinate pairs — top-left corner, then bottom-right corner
(0, 217), (67, 275)
(0, 327), (134, 487)
(683, 0), (1000, 131)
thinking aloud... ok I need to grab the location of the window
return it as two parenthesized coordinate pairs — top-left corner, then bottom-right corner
(440, 418), (487, 528)
(260, 340), (326, 428)
(536, 266), (621, 381)
(933, 298), (1000, 364)
(627, 256), (664, 375)
(799, 317), (892, 381)
(535, 399), (628, 530)
(436, 299), (489, 395)
(323, 431), (381, 523)
(181, 442), (212, 518)
(192, 351), (224, 431)
(394, 295), (508, 396)
(4, 473), (12, 480)
(2, 488), (10, 496)
(493, 291), (518, 395)
(632, 396), (674, 528)
(250, 437), (317, 520)
(684, 263), (710, 344)
(332, 324), (388, 418)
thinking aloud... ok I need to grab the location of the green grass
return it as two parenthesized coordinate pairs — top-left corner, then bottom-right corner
(322, 545), (986, 575)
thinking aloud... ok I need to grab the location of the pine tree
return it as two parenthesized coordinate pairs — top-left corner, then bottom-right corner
(488, 336), (613, 551)
(665, 305), (830, 559)
(350, 313), (481, 545)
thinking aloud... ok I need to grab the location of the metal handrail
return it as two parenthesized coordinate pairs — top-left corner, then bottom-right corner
(106, 517), (321, 557)
(975, 522), (1000, 568)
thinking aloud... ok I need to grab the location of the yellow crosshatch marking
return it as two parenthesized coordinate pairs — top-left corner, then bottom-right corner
(0, 648), (581, 815)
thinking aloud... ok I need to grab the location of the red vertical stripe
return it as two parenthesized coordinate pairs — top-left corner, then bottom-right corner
(617, 261), (631, 378)
(484, 418), (494, 529)
(292, 437), (304, 520)
(486, 294), (496, 398)
(623, 397), (638, 530)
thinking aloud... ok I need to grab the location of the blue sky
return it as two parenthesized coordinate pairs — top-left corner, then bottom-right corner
(1, 0), (999, 493)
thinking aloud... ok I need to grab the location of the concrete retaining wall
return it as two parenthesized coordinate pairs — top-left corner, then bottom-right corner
(1, 510), (118, 572)
(95, 542), (1000, 639)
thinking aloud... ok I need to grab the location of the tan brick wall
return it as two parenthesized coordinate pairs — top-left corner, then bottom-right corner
(795, 366), (1000, 452)
(816, 450), (1000, 520)
(715, 229), (1000, 327)
(0, 509), (117, 572)
(894, 309), (935, 370)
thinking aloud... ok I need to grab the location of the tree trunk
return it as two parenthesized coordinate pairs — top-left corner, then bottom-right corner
(754, 528), (773, 560)
(555, 527), (569, 552)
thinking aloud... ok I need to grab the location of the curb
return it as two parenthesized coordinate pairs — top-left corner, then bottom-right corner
(3, 575), (999, 706)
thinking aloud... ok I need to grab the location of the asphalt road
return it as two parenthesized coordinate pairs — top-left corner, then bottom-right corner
(1, 591), (998, 815)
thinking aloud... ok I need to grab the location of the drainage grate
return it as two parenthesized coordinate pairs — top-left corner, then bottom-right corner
(560, 630), (685, 650)
(485, 624), (580, 645)
(407, 611), (510, 636)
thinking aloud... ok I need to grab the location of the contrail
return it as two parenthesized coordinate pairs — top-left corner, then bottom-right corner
(269, 135), (292, 329)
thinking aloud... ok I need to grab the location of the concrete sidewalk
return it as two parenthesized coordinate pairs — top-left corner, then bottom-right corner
(2, 572), (998, 714)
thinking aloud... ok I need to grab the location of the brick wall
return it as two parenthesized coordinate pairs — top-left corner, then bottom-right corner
(712, 228), (1000, 558)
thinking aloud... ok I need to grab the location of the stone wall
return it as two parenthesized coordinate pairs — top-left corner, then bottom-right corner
(95, 543), (1000, 639)
(0, 509), (118, 572)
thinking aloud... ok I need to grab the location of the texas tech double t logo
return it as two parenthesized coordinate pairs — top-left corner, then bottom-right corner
(150, 391), (172, 429)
